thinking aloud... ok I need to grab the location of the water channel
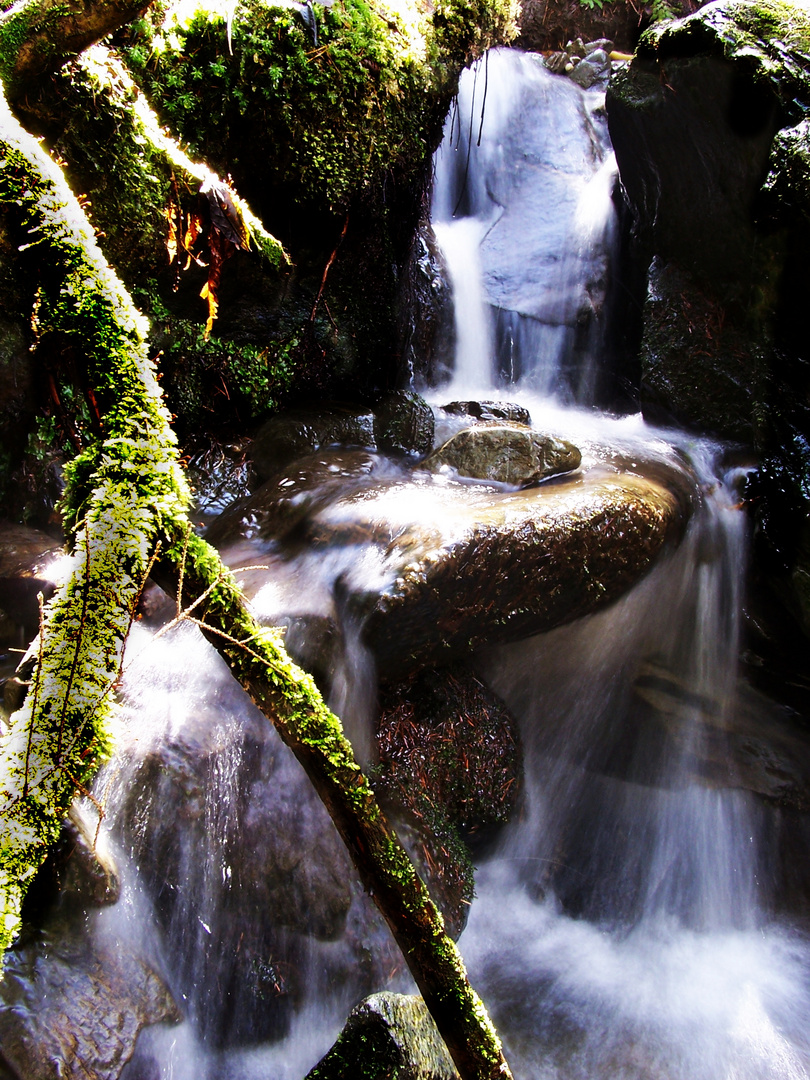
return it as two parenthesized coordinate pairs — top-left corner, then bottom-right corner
(79, 48), (810, 1080)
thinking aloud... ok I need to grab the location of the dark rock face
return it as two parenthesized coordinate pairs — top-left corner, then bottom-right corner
(425, 425), (581, 486)
(373, 389), (435, 457)
(250, 405), (377, 481)
(606, 0), (810, 640)
(306, 992), (459, 1080)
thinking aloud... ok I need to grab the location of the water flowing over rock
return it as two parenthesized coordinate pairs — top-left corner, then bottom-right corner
(0, 916), (179, 1080)
(359, 464), (692, 676)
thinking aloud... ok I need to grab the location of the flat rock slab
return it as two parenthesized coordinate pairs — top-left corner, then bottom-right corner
(355, 467), (691, 676)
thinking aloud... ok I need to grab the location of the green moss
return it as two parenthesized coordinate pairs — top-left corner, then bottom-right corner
(125, 0), (517, 211)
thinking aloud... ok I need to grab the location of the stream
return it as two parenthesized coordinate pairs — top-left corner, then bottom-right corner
(60, 48), (810, 1080)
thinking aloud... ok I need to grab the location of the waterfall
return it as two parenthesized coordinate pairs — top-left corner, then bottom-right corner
(37, 48), (810, 1080)
(431, 49), (618, 401)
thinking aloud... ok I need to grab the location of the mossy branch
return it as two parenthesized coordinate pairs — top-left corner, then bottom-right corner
(0, 0), (152, 100)
(0, 80), (510, 1080)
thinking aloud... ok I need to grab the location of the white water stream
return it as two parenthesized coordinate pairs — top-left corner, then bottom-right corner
(74, 47), (810, 1080)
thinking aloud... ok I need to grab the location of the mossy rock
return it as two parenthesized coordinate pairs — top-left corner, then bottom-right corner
(373, 390), (435, 457)
(307, 992), (459, 1080)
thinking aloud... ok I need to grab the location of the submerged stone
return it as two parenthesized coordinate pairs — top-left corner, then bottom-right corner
(306, 992), (459, 1080)
(424, 425), (581, 486)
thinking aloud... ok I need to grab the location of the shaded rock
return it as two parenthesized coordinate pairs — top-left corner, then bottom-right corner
(0, 521), (63, 644)
(250, 405), (376, 481)
(23, 803), (120, 920)
(442, 399), (531, 425)
(0, 918), (179, 1080)
(205, 449), (385, 549)
(358, 466), (692, 676)
(373, 390), (435, 456)
(639, 258), (769, 442)
(306, 992), (459, 1080)
(377, 665), (521, 936)
(425, 425), (581, 486)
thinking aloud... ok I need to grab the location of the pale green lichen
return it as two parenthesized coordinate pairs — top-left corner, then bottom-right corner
(0, 84), (190, 956)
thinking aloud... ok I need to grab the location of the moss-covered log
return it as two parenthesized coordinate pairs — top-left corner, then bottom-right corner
(0, 81), (511, 1080)
(0, 0), (151, 100)
(0, 84), (191, 952)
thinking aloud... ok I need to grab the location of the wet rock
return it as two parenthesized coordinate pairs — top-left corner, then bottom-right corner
(377, 665), (521, 936)
(373, 390), (435, 456)
(442, 399), (531, 425)
(0, 916), (179, 1080)
(358, 466), (692, 676)
(205, 449), (384, 548)
(568, 49), (610, 89)
(425, 425), (581, 486)
(306, 992), (459, 1080)
(0, 521), (63, 644)
(250, 405), (376, 481)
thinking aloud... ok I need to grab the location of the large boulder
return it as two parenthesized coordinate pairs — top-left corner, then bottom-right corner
(606, 0), (810, 642)
(357, 465), (693, 676)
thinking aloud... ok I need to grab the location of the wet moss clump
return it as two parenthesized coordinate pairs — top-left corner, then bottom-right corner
(124, 0), (517, 214)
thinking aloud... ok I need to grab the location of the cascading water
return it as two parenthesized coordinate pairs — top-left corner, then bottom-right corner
(44, 47), (810, 1080)
(431, 49), (618, 401)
